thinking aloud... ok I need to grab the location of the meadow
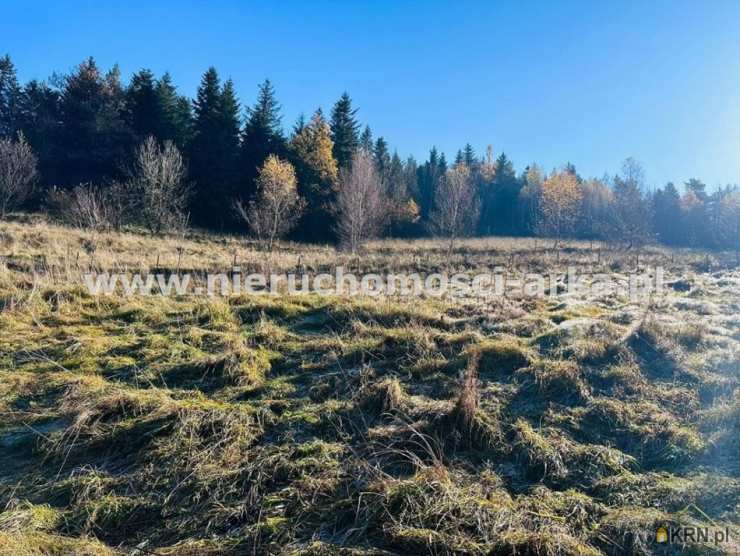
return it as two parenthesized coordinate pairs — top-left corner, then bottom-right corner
(0, 216), (738, 555)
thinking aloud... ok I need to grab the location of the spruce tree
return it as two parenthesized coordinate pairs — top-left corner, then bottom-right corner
(240, 79), (286, 202)
(481, 153), (521, 235)
(0, 54), (21, 138)
(290, 109), (338, 242)
(462, 143), (476, 168)
(155, 73), (192, 148)
(291, 114), (306, 138)
(417, 147), (444, 221)
(126, 69), (160, 140)
(330, 92), (359, 170)
(188, 68), (241, 227)
(360, 125), (373, 152)
(56, 57), (131, 186)
(17, 80), (60, 187)
(652, 182), (684, 245)
(373, 136), (390, 187)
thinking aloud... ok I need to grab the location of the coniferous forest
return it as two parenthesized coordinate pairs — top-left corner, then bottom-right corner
(0, 54), (739, 250)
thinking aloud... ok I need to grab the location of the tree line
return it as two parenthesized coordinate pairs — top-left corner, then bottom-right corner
(0, 55), (738, 253)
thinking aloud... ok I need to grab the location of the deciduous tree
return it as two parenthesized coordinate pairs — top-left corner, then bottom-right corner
(235, 155), (303, 251)
(430, 163), (479, 255)
(336, 149), (385, 253)
(0, 132), (37, 216)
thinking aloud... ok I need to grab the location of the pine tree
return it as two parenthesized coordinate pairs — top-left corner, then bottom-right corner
(330, 92), (359, 170)
(0, 54), (21, 138)
(240, 79), (286, 202)
(290, 109), (338, 242)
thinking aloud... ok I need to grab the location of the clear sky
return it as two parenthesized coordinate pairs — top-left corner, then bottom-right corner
(3, 0), (740, 188)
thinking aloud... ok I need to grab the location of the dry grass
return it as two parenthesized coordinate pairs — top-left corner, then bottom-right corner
(0, 217), (738, 555)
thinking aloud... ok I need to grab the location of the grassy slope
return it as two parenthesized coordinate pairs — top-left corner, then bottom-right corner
(0, 218), (738, 555)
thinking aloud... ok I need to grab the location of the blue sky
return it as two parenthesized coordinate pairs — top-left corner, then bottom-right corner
(3, 0), (740, 188)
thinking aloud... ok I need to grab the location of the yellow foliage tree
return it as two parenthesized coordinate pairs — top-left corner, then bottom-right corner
(291, 110), (338, 185)
(537, 170), (583, 249)
(290, 110), (339, 241)
(234, 155), (304, 251)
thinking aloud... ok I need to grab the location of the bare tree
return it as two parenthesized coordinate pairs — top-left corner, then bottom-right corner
(430, 163), (480, 256)
(130, 136), (189, 234)
(48, 183), (117, 231)
(235, 155), (304, 251)
(0, 132), (38, 217)
(336, 149), (385, 253)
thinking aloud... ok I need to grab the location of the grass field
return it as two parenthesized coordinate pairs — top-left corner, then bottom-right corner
(0, 217), (738, 555)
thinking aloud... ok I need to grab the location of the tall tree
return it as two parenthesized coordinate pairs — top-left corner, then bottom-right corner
(517, 163), (543, 235)
(373, 136), (390, 187)
(416, 147), (445, 221)
(240, 79), (286, 202)
(482, 152), (521, 235)
(0, 55), (21, 138)
(611, 158), (652, 248)
(430, 163), (480, 255)
(536, 169), (583, 250)
(290, 109), (338, 242)
(359, 125), (373, 152)
(125, 69), (160, 140)
(330, 92), (360, 170)
(155, 73), (192, 148)
(188, 67), (240, 227)
(652, 182), (683, 245)
(336, 149), (384, 253)
(17, 80), (60, 189)
(55, 58), (132, 186)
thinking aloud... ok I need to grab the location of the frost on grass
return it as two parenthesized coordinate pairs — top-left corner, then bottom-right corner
(0, 223), (739, 555)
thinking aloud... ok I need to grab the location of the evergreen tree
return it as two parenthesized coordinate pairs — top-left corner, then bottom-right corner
(517, 164), (543, 235)
(218, 78), (242, 193)
(373, 136), (390, 187)
(462, 143), (476, 169)
(611, 159), (652, 248)
(125, 69), (160, 140)
(17, 80), (60, 188)
(290, 109), (338, 242)
(360, 125), (373, 152)
(0, 54), (21, 138)
(55, 57), (132, 186)
(155, 72), (192, 148)
(330, 92), (359, 170)
(240, 79), (286, 202)
(652, 182), (683, 245)
(291, 114), (306, 138)
(482, 152), (521, 235)
(416, 147), (445, 221)
(188, 68), (240, 227)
